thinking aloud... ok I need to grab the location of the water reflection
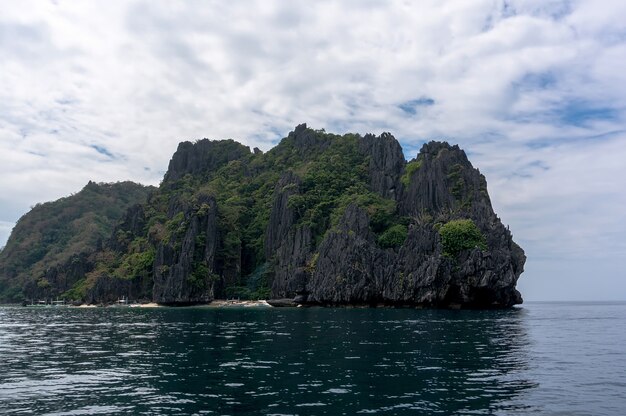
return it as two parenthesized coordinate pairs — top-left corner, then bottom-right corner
(0, 307), (536, 415)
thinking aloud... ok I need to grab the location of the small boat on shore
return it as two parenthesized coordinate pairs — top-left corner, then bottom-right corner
(25, 298), (67, 307)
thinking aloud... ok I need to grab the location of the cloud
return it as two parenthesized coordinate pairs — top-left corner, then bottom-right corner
(1, 0), (625, 299)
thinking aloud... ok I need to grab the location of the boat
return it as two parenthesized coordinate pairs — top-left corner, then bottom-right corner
(114, 296), (129, 306)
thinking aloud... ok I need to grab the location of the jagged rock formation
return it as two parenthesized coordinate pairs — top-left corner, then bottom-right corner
(262, 129), (524, 307)
(163, 139), (251, 182)
(306, 202), (523, 307)
(152, 195), (218, 304)
(264, 172), (313, 298)
(359, 132), (405, 200)
(0, 124), (525, 307)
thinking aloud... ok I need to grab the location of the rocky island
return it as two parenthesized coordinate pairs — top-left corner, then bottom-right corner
(0, 124), (525, 308)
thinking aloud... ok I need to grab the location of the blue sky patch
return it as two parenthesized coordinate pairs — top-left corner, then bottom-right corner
(91, 145), (115, 159)
(398, 97), (435, 115)
(556, 101), (618, 127)
(527, 160), (550, 171)
(517, 72), (557, 90)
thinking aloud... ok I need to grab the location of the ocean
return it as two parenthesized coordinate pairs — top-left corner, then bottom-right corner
(0, 302), (624, 415)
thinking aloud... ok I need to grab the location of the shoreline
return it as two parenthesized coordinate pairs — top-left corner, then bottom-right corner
(10, 299), (527, 309)
(70, 299), (274, 308)
(206, 300), (271, 308)
(12, 299), (276, 308)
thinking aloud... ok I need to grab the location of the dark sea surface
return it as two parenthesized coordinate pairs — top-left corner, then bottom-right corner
(0, 302), (625, 415)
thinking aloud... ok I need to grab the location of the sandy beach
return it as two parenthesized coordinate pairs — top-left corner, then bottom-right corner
(206, 300), (271, 308)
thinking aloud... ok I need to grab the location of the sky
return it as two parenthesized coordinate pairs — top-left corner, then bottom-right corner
(1, 0), (625, 301)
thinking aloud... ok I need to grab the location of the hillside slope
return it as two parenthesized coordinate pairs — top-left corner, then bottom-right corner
(0, 181), (154, 302)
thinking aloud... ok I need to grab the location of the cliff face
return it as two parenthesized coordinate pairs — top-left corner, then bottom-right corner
(270, 135), (524, 307)
(0, 124), (525, 307)
(306, 197), (523, 308)
(264, 171), (312, 298)
(359, 132), (405, 200)
(152, 195), (218, 305)
(163, 139), (251, 182)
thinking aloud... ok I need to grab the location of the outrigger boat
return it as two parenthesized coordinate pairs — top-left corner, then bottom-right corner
(114, 296), (129, 306)
(26, 298), (67, 307)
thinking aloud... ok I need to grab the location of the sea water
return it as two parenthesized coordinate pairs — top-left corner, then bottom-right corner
(0, 302), (624, 415)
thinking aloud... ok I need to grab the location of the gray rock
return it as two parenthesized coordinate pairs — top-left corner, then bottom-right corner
(163, 139), (251, 182)
(306, 204), (391, 305)
(264, 170), (314, 298)
(279, 139), (525, 308)
(152, 195), (218, 304)
(264, 171), (301, 259)
(85, 274), (148, 304)
(358, 132), (405, 200)
(271, 225), (313, 297)
(289, 123), (332, 157)
(303, 200), (523, 307)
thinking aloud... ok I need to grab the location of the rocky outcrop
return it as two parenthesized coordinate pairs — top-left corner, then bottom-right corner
(198, 134), (523, 308)
(264, 172), (301, 259)
(400, 142), (491, 218)
(398, 141), (525, 306)
(289, 123), (332, 157)
(152, 195), (218, 304)
(85, 274), (150, 304)
(358, 132), (405, 200)
(265, 171), (314, 297)
(163, 139), (251, 182)
(271, 225), (313, 298)
(108, 204), (148, 252)
(304, 201), (523, 308)
(289, 139), (524, 308)
(306, 204), (391, 304)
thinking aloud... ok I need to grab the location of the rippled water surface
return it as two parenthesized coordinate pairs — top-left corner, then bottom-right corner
(1, 302), (625, 415)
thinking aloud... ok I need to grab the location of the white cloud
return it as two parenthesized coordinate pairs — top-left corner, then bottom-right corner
(1, 0), (625, 299)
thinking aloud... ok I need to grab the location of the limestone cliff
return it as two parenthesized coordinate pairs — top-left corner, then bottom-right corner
(269, 136), (524, 307)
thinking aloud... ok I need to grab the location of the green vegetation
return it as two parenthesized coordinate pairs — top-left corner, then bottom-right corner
(62, 278), (91, 301)
(330, 188), (396, 232)
(287, 135), (369, 237)
(115, 237), (155, 280)
(438, 219), (487, 257)
(401, 159), (422, 186)
(447, 163), (465, 199)
(378, 224), (408, 249)
(0, 181), (153, 302)
(224, 263), (272, 300)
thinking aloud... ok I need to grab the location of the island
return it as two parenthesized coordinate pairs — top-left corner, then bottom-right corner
(0, 124), (525, 308)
